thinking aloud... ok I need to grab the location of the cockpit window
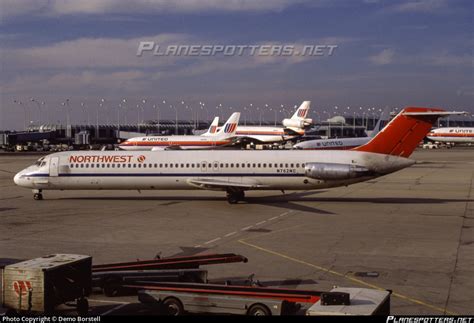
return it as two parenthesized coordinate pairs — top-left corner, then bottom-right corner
(34, 157), (45, 166)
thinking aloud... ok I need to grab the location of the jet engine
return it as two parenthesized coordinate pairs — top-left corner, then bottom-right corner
(282, 118), (313, 129)
(305, 163), (370, 180)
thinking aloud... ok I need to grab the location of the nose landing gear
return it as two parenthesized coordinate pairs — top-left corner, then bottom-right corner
(226, 190), (245, 204)
(33, 189), (43, 200)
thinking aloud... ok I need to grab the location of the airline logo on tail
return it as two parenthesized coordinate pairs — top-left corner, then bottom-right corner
(202, 116), (220, 137)
(224, 123), (237, 133)
(292, 101), (311, 120)
(282, 101), (312, 129)
(216, 112), (241, 139)
(297, 108), (308, 118)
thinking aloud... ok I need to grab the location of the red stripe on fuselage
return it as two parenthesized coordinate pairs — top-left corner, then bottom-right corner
(428, 133), (474, 138)
(121, 140), (230, 146)
(236, 131), (285, 135)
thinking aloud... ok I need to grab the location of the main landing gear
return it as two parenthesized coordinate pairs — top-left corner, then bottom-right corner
(226, 190), (245, 204)
(33, 189), (43, 200)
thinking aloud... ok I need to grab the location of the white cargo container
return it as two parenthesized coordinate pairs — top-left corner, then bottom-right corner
(1, 254), (92, 315)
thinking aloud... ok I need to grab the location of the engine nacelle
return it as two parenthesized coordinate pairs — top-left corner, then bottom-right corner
(282, 118), (313, 129)
(305, 163), (370, 180)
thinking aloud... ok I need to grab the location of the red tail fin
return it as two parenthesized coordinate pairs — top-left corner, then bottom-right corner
(353, 107), (445, 157)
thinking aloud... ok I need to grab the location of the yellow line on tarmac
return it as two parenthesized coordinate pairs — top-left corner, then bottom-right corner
(238, 239), (458, 315)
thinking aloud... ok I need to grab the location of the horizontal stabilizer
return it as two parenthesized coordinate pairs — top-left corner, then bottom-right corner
(402, 111), (467, 116)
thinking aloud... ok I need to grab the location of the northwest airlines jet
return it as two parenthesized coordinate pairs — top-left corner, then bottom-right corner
(119, 113), (239, 151)
(14, 107), (453, 203)
(223, 101), (312, 144)
(426, 127), (474, 144)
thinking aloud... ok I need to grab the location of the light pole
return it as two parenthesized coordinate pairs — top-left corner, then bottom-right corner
(117, 99), (125, 139)
(30, 98), (42, 125)
(249, 103), (253, 125)
(372, 107), (376, 128)
(326, 110), (331, 138)
(136, 104), (141, 133)
(97, 99), (104, 139)
(201, 102), (208, 122)
(39, 101), (47, 125)
(61, 99), (70, 137)
(13, 100), (27, 130)
(348, 106), (355, 132)
(185, 105), (192, 134)
(170, 104), (178, 134)
(181, 100), (185, 129)
(199, 101), (203, 125)
(264, 104), (269, 125)
(153, 104), (160, 134)
(80, 102), (89, 126)
(61, 99), (70, 128)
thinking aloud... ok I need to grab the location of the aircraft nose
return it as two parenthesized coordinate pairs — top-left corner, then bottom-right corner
(13, 170), (27, 186)
(13, 172), (21, 185)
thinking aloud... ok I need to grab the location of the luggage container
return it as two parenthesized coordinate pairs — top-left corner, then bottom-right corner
(1, 254), (92, 315)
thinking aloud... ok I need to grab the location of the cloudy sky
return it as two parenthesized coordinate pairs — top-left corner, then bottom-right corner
(0, 0), (472, 129)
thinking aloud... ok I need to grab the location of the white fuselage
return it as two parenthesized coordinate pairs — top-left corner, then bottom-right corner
(14, 150), (414, 192)
(119, 135), (232, 151)
(227, 126), (302, 143)
(294, 137), (371, 150)
(427, 127), (474, 143)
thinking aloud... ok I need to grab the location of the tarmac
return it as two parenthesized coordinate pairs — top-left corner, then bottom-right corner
(0, 148), (473, 315)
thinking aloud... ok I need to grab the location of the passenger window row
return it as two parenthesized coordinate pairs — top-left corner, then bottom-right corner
(69, 163), (306, 169)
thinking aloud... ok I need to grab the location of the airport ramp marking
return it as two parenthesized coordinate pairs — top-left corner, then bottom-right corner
(238, 239), (459, 315)
(89, 299), (130, 304)
(443, 169), (474, 314)
(204, 237), (221, 245)
(192, 210), (294, 248)
(101, 303), (129, 316)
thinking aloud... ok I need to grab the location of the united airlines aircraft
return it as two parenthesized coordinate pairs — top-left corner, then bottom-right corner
(221, 101), (312, 144)
(119, 113), (239, 151)
(293, 108), (390, 150)
(426, 127), (474, 144)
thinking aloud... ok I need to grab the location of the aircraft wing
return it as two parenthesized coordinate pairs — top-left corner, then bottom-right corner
(186, 178), (269, 191)
(284, 127), (305, 136)
(151, 146), (182, 151)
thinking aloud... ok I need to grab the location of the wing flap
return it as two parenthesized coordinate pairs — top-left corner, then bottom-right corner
(187, 178), (269, 191)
